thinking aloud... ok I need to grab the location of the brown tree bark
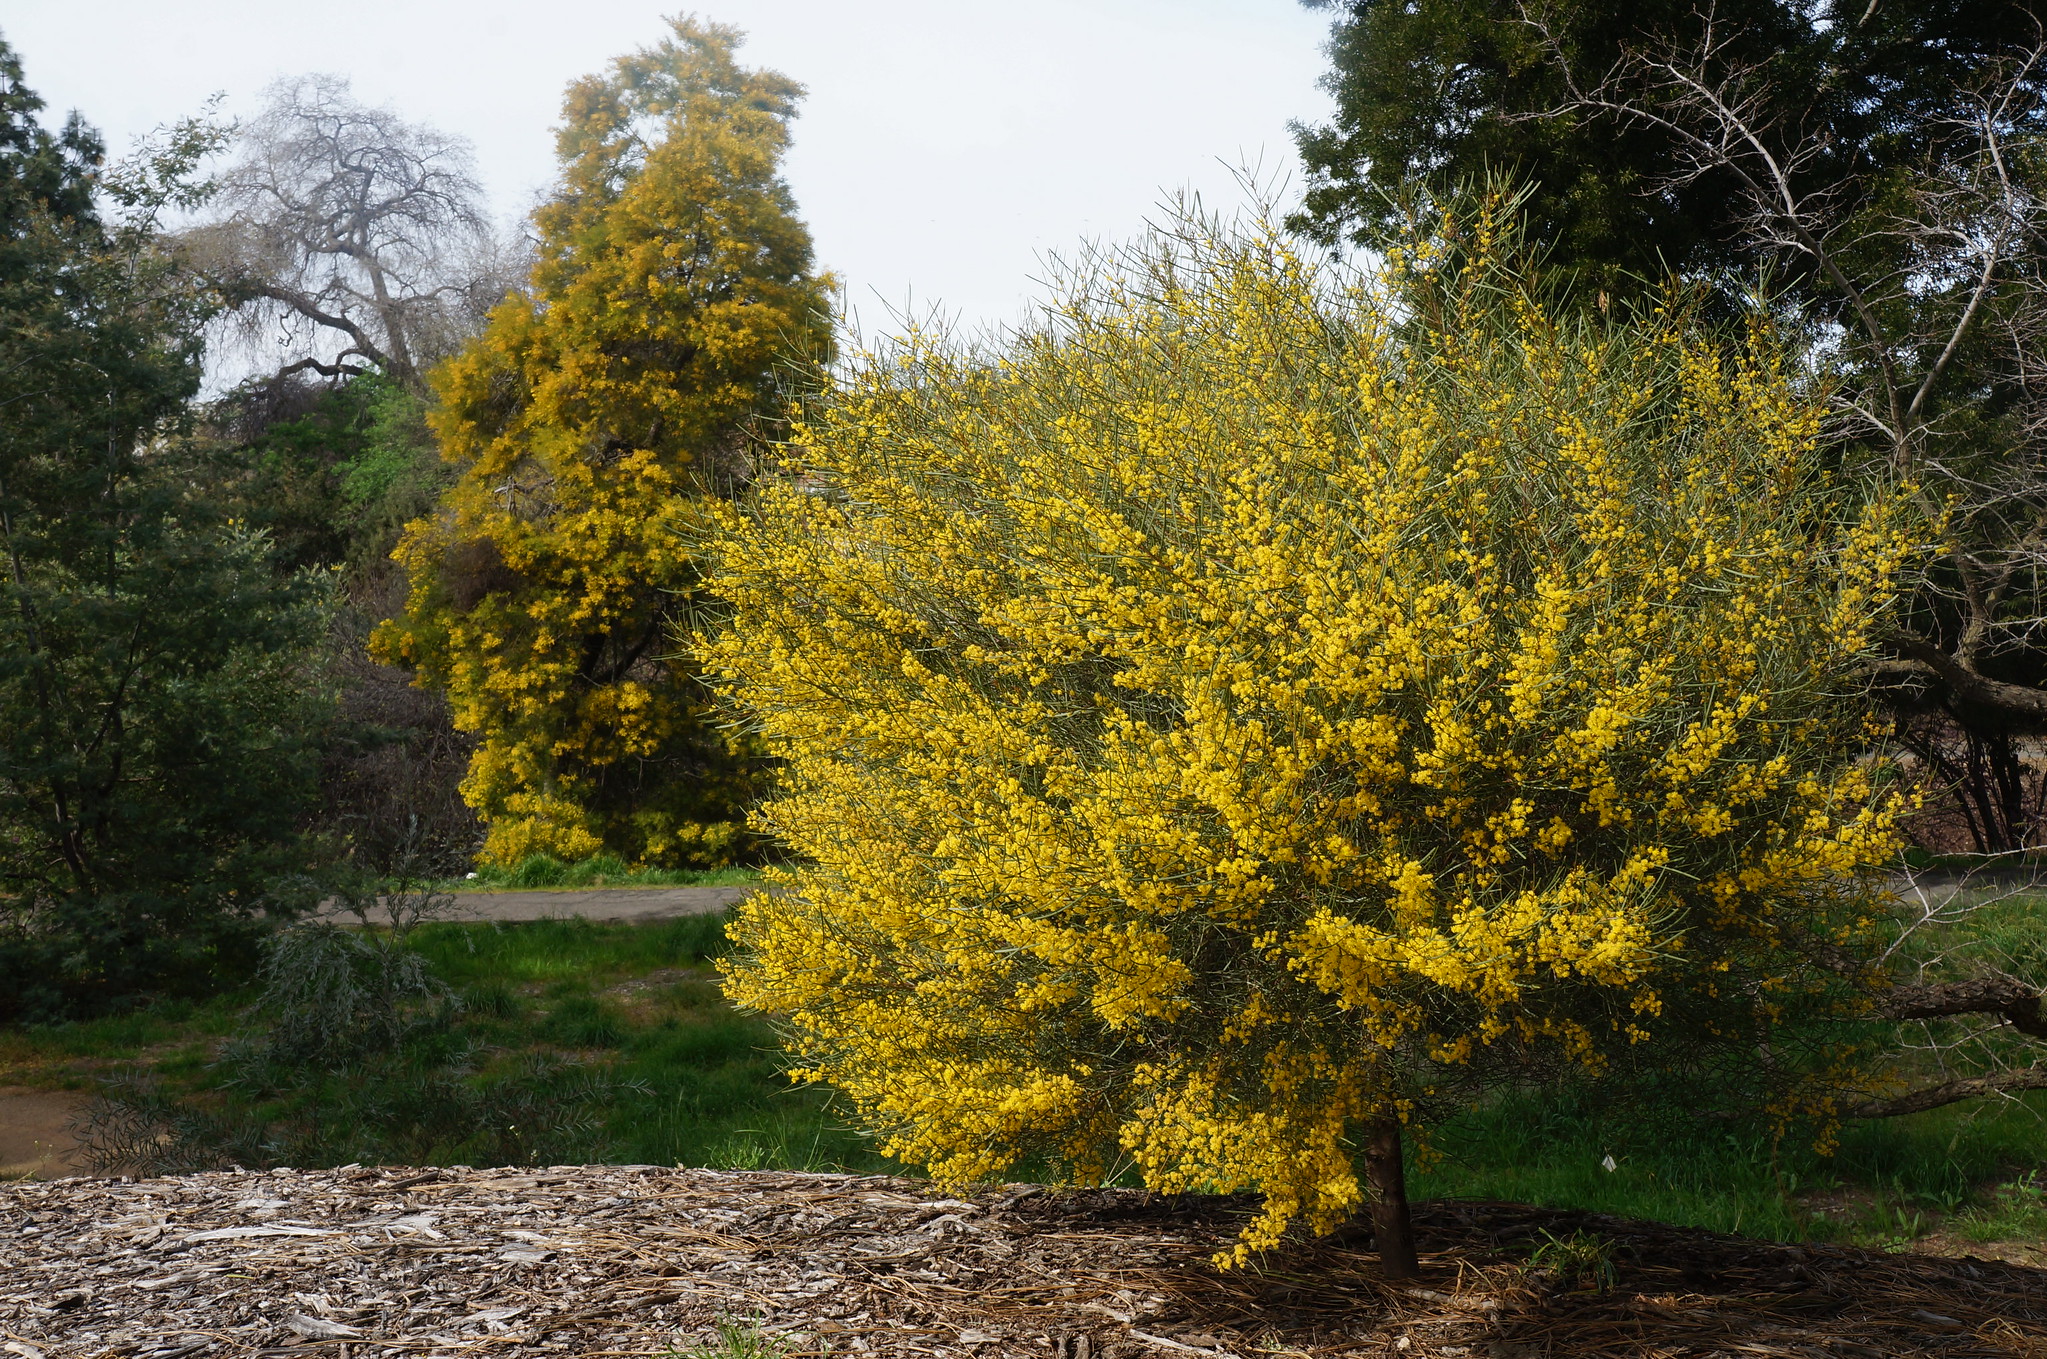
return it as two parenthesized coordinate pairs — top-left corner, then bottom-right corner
(1365, 1118), (1418, 1279)
(1881, 977), (2047, 1037)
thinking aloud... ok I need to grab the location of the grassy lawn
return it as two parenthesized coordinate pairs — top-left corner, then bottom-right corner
(1409, 1081), (2047, 1254)
(0, 912), (887, 1176)
(2, 905), (2042, 1260)
(403, 914), (882, 1170)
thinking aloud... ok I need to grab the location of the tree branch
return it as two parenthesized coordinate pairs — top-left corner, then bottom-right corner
(273, 355), (372, 382)
(216, 276), (396, 374)
(1881, 977), (2047, 1038)
(1845, 1064), (2047, 1119)
(1888, 633), (2047, 720)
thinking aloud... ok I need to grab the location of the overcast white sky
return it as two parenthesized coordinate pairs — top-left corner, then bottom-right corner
(6, 1), (1336, 336)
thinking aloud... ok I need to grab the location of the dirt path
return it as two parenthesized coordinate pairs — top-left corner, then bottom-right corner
(436, 884), (754, 922)
(0, 1087), (87, 1180)
(321, 885), (757, 925)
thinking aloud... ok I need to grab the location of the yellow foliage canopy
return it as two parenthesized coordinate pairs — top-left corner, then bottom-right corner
(374, 18), (833, 867)
(704, 207), (1911, 1261)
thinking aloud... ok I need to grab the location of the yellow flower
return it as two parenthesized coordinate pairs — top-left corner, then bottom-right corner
(706, 197), (1908, 1265)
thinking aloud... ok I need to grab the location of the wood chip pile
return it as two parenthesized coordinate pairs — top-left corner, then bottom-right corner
(3, 1166), (2045, 1358)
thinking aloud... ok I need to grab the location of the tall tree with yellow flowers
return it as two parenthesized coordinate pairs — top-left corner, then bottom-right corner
(374, 18), (832, 868)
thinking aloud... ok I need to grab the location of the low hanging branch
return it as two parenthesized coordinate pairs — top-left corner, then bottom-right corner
(1880, 977), (2047, 1039)
(1824, 974), (2047, 1118)
(1845, 1066), (2047, 1120)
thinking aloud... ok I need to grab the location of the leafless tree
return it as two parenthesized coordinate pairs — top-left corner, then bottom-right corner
(1516, 3), (2047, 1119)
(183, 74), (518, 388)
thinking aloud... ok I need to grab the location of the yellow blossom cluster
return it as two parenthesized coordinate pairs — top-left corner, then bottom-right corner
(703, 205), (1911, 1262)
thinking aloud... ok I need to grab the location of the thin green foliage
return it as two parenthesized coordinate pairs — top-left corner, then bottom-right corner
(666, 1319), (798, 1359)
(1528, 1229), (1619, 1292)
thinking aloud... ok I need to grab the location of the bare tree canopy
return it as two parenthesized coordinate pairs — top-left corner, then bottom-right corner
(184, 75), (515, 388)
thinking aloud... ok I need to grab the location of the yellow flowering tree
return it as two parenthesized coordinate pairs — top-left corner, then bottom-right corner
(372, 18), (832, 867)
(703, 202), (1912, 1270)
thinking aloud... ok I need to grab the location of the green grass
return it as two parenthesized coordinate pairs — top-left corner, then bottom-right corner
(0, 993), (250, 1083)
(406, 915), (882, 1169)
(1955, 1172), (2047, 1243)
(434, 853), (765, 893)
(667, 1320), (800, 1359)
(1408, 1079), (2047, 1247)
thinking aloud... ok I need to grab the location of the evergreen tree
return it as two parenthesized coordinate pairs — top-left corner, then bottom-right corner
(1291, 0), (2041, 293)
(374, 18), (834, 868)
(0, 41), (330, 1018)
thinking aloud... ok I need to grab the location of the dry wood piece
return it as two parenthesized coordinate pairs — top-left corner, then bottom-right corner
(3, 1167), (2044, 1357)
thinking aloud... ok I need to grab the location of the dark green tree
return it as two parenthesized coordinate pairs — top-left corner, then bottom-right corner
(0, 40), (332, 1018)
(194, 371), (480, 880)
(1292, 0), (2040, 292)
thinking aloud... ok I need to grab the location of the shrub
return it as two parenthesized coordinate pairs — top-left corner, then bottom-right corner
(703, 199), (1912, 1264)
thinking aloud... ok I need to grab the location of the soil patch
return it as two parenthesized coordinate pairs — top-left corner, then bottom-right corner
(4, 1167), (2045, 1357)
(0, 1087), (87, 1180)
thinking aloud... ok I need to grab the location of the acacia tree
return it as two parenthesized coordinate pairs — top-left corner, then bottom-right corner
(182, 75), (509, 388)
(704, 202), (1922, 1272)
(373, 18), (833, 868)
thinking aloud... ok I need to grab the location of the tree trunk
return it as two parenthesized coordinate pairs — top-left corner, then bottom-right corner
(1365, 1118), (1418, 1279)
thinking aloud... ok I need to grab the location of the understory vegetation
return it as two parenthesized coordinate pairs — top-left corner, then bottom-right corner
(1, 909), (2043, 1260)
(6, 914), (876, 1176)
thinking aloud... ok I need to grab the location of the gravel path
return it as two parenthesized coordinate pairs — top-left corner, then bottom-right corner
(425, 886), (755, 923)
(310, 886), (759, 926)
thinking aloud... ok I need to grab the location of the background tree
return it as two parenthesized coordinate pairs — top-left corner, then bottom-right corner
(1291, 0), (2034, 294)
(170, 77), (519, 878)
(0, 41), (331, 1018)
(195, 373), (480, 878)
(374, 17), (834, 869)
(706, 202), (1927, 1274)
(181, 74), (513, 389)
(1295, 0), (2047, 853)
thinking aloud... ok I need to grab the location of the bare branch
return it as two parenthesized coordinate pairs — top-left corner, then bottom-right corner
(185, 74), (522, 389)
(1845, 1064), (2047, 1119)
(1880, 977), (2047, 1039)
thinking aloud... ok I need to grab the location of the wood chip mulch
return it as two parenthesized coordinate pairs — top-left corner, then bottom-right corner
(3, 1166), (2044, 1358)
